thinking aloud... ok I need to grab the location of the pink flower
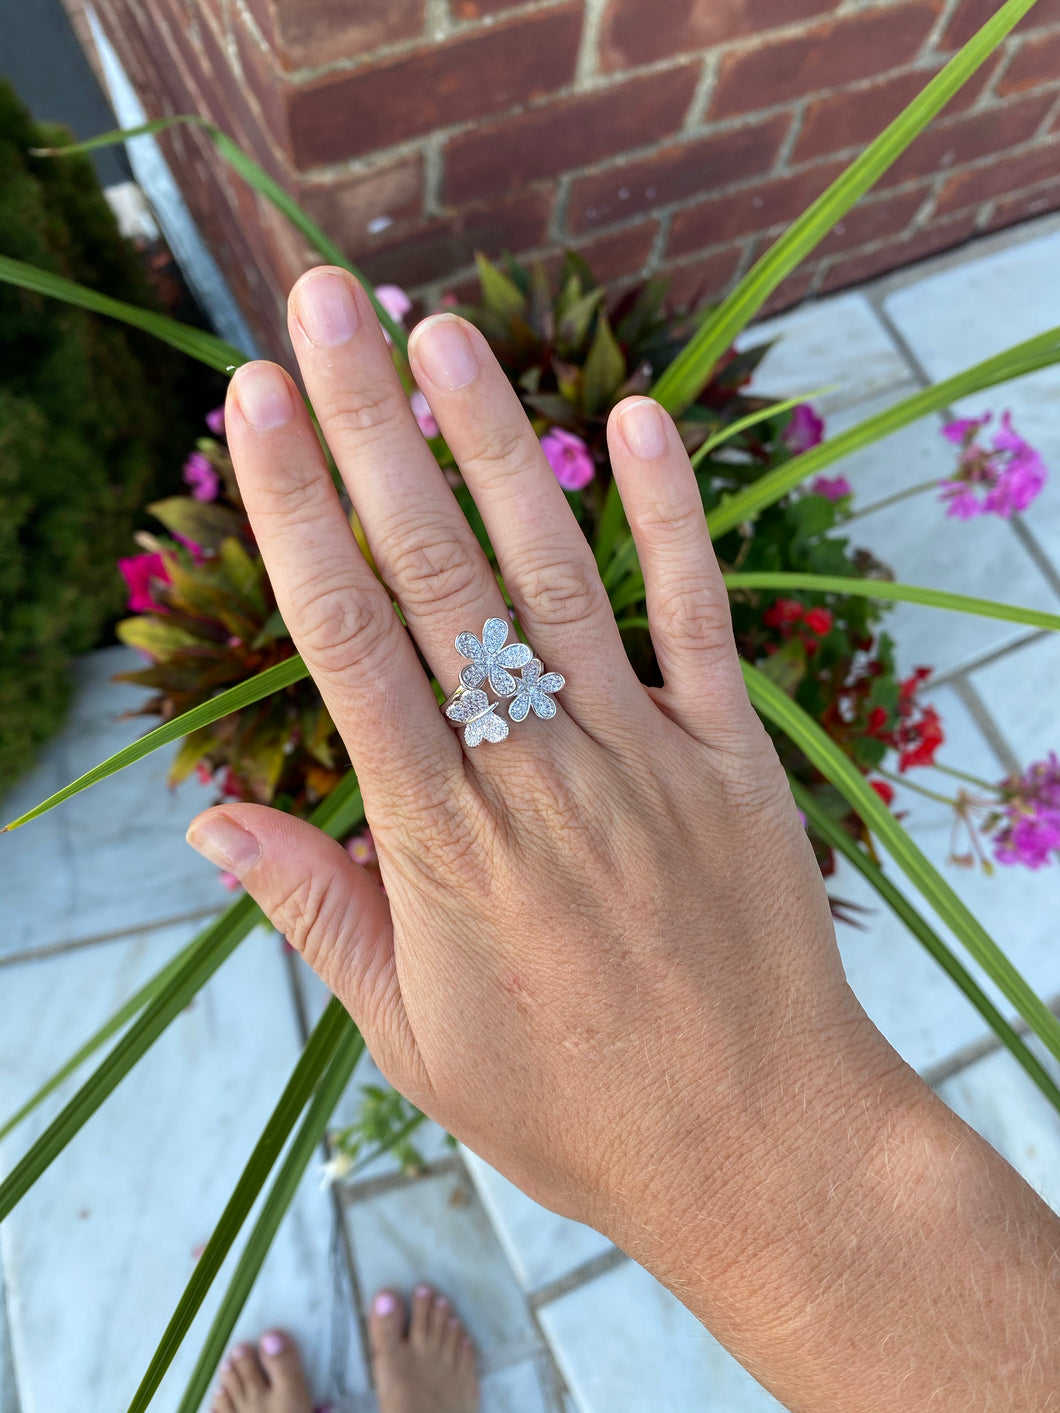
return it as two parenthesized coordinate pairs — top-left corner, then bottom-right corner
(118, 553), (171, 613)
(939, 411), (1047, 520)
(346, 829), (378, 867)
(182, 451), (220, 503)
(195, 761), (213, 785)
(219, 871), (242, 891)
(205, 406), (226, 437)
(377, 284), (411, 344)
(991, 753), (1060, 870)
(540, 427), (595, 492)
(809, 474), (852, 502)
(783, 403), (826, 455)
(410, 389), (438, 438)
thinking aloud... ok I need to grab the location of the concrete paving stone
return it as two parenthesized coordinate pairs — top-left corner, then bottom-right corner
(883, 222), (1060, 568)
(0, 920), (368, 1413)
(478, 1355), (561, 1413)
(538, 1258), (786, 1413)
(0, 646), (223, 959)
(968, 632), (1060, 768)
(742, 291), (911, 414)
(343, 1170), (542, 1375)
(0, 1268), (18, 1413)
(460, 1149), (613, 1295)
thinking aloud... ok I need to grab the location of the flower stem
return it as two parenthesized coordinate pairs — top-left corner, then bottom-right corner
(931, 759), (1000, 793)
(877, 765), (959, 807)
(856, 477), (941, 517)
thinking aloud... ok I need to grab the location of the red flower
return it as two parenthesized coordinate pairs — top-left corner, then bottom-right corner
(803, 607), (833, 636)
(870, 779), (895, 806)
(867, 705), (889, 734)
(763, 598), (806, 629)
(897, 704), (944, 771)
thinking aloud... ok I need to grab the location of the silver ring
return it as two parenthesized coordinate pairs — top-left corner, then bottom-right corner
(441, 617), (565, 747)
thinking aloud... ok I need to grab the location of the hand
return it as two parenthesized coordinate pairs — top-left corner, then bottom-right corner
(186, 269), (1060, 1411)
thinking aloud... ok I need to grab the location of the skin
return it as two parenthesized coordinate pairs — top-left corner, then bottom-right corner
(188, 267), (1060, 1412)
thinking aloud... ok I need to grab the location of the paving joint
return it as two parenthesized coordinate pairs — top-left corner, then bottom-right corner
(0, 906), (226, 970)
(529, 1245), (630, 1311)
(922, 987), (1060, 1088)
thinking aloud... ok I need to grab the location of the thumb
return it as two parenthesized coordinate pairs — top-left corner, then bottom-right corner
(185, 804), (402, 1053)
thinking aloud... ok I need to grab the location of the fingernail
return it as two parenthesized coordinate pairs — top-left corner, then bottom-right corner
(619, 399), (668, 460)
(374, 1292), (397, 1315)
(295, 271), (360, 347)
(234, 364), (294, 431)
(186, 815), (261, 876)
(412, 315), (478, 390)
(261, 1332), (284, 1356)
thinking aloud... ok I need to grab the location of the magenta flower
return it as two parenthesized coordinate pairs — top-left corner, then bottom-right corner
(541, 427), (595, 492)
(118, 553), (171, 613)
(377, 284), (412, 345)
(809, 474), (852, 502)
(410, 389), (438, 439)
(205, 406), (226, 437)
(182, 450), (220, 503)
(939, 411), (1046, 520)
(783, 403), (825, 455)
(991, 753), (1060, 870)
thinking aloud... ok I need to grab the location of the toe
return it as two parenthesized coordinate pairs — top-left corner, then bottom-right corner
(443, 1315), (463, 1364)
(409, 1283), (433, 1348)
(368, 1289), (407, 1361)
(427, 1294), (451, 1345)
(231, 1342), (269, 1396)
(211, 1387), (237, 1413)
(259, 1330), (311, 1409)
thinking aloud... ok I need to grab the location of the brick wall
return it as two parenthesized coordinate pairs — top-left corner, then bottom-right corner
(83, 0), (1060, 357)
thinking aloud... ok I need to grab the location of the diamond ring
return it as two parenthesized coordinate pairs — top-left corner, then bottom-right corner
(441, 618), (565, 747)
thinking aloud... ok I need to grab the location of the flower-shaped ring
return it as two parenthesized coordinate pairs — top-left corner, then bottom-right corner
(508, 658), (565, 722)
(456, 617), (532, 696)
(442, 620), (565, 747)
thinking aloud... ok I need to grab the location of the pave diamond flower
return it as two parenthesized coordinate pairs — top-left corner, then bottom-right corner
(456, 617), (532, 696)
(508, 658), (565, 722)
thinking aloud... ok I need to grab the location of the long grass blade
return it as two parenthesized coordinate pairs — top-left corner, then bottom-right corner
(0, 774), (364, 1221)
(792, 782), (1060, 1113)
(724, 574), (1060, 633)
(3, 656), (310, 832)
(690, 390), (832, 468)
(744, 663), (1060, 1065)
(127, 998), (351, 1413)
(0, 254), (247, 373)
(708, 329), (1060, 538)
(651, 0), (1045, 414)
(174, 1021), (365, 1413)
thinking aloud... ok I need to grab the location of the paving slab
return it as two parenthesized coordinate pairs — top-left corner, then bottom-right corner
(0, 1268), (17, 1413)
(538, 1258), (785, 1413)
(968, 632), (1060, 768)
(0, 919), (368, 1413)
(0, 646), (222, 959)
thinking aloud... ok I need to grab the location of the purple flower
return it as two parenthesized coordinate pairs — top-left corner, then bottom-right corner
(939, 411), (1047, 520)
(377, 284), (412, 345)
(182, 450), (220, 503)
(205, 406), (226, 437)
(991, 753), (1060, 870)
(118, 553), (171, 614)
(783, 403), (826, 455)
(410, 389), (438, 439)
(809, 474), (852, 502)
(540, 427), (595, 492)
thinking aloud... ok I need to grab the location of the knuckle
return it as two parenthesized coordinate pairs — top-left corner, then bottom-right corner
(382, 524), (485, 614)
(635, 499), (705, 549)
(321, 380), (407, 445)
(511, 552), (607, 627)
(463, 423), (530, 485)
(653, 585), (734, 659)
(293, 575), (389, 673)
(272, 869), (350, 967)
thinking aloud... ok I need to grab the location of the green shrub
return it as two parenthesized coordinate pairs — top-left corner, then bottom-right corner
(0, 79), (188, 794)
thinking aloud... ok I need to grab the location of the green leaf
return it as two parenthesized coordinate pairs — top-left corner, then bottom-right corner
(724, 573), (1060, 633)
(173, 1022), (365, 1413)
(3, 656), (310, 831)
(755, 636), (808, 693)
(116, 617), (204, 657)
(708, 326), (1060, 538)
(148, 497), (247, 552)
(744, 663), (1060, 1066)
(127, 999), (352, 1413)
(650, 0), (1044, 415)
(220, 537), (264, 609)
(793, 782), (1060, 1115)
(0, 254), (247, 373)
(475, 252), (527, 319)
(557, 286), (606, 348)
(690, 390), (833, 468)
(581, 311), (627, 417)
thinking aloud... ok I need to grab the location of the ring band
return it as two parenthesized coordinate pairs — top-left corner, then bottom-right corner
(441, 617), (565, 747)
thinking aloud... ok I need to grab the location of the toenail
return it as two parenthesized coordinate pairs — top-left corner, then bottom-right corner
(414, 1284), (432, 1299)
(220, 1358), (231, 1373)
(448, 1316), (459, 1330)
(435, 1296), (449, 1311)
(261, 1332), (284, 1355)
(374, 1292), (397, 1315)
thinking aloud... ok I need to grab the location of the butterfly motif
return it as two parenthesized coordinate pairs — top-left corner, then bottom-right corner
(444, 688), (510, 748)
(455, 618), (532, 696)
(508, 658), (565, 722)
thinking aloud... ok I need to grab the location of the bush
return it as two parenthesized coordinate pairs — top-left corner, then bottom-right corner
(0, 79), (190, 794)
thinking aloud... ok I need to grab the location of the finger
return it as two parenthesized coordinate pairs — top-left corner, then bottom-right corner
(225, 360), (463, 803)
(287, 268), (511, 696)
(607, 397), (756, 745)
(185, 803), (417, 1085)
(408, 313), (646, 733)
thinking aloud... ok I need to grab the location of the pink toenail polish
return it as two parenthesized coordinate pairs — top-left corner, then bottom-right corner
(435, 1297), (449, 1311)
(414, 1284), (432, 1299)
(220, 1358), (231, 1373)
(374, 1292), (397, 1315)
(261, 1332), (284, 1355)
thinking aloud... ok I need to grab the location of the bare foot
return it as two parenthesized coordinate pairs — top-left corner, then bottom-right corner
(210, 1331), (312, 1413)
(369, 1284), (480, 1413)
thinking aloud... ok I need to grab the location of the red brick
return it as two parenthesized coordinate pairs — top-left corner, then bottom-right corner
(357, 190), (554, 287)
(241, 0), (425, 71)
(998, 30), (1060, 93)
(568, 219), (661, 285)
(567, 113), (792, 235)
(668, 161), (846, 257)
(287, 6), (584, 167)
(934, 133), (1060, 212)
(598, 0), (839, 72)
(711, 3), (942, 119)
(818, 186), (928, 256)
(941, 0), (1060, 50)
(985, 173), (1060, 227)
(234, 21), (295, 157)
(445, 66), (699, 206)
(298, 158), (425, 253)
(756, 263), (818, 318)
(819, 211), (980, 292)
(656, 244), (748, 315)
(881, 91), (1055, 186)
(451, 0), (535, 15)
